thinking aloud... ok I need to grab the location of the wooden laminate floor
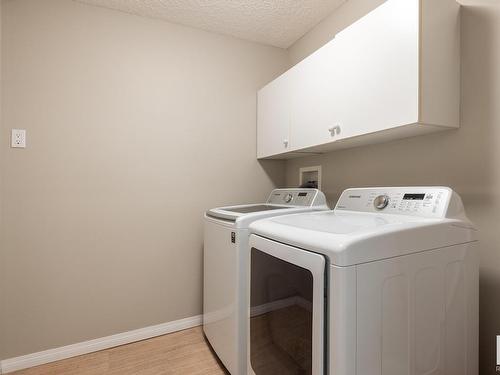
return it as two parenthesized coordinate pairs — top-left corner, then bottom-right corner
(11, 327), (228, 375)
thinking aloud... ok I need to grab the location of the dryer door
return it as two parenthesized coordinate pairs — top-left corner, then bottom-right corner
(248, 235), (326, 375)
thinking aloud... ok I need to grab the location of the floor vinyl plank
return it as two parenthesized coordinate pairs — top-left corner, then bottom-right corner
(11, 327), (228, 375)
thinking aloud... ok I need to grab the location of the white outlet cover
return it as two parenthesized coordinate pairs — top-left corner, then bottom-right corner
(11, 129), (26, 148)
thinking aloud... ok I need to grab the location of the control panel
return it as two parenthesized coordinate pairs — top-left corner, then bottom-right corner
(335, 187), (454, 218)
(267, 189), (319, 207)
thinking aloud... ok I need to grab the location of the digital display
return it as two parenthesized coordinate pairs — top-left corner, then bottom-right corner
(403, 193), (426, 200)
(298, 193), (308, 197)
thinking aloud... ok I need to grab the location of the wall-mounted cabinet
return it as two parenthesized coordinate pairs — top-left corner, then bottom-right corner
(257, 72), (293, 158)
(257, 0), (460, 159)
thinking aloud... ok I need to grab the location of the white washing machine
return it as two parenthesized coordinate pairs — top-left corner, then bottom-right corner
(203, 188), (328, 375)
(248, 187), (478, 375)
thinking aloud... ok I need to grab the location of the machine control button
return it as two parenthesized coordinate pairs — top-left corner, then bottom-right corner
(284, 193), (293, 203)
(374, 195), (390, 210)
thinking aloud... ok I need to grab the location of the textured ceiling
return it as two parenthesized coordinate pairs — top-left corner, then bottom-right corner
(75, 0), (347, 48)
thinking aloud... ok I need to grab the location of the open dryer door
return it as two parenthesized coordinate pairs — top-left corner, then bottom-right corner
(248, 234), (326, 375)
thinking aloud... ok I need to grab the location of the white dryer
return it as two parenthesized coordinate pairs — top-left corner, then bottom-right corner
(203, 188), (328, 375)
(248, 187), (478, 375)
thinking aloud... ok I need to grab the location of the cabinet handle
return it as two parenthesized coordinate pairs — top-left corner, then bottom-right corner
(283, 139), (289, 148)
(328, 125), (341, 137)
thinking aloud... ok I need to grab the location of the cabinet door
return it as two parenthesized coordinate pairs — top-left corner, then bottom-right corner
(257, 72), (293, 158)
(290, 41), (344, 150)
(332, 0), (420, 140)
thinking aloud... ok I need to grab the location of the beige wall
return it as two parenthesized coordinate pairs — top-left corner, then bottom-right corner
(285, 1), (500, 373)
(0, 0), (288, 359)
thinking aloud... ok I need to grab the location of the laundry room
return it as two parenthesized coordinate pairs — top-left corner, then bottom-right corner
(0, 0), (498, 374)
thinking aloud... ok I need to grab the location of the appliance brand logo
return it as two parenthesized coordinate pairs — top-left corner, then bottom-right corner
(348, 195), (361, 199)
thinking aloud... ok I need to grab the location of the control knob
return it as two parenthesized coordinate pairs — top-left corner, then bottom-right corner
(374, 195), (390, 210)
(284, 193), (293, 203)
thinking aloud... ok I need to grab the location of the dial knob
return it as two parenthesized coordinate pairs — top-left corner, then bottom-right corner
(374, 195), (390, 210)
(284, 193), (293, 203)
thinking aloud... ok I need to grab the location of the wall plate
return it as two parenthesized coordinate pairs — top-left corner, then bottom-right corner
(11, 129), (26, 148)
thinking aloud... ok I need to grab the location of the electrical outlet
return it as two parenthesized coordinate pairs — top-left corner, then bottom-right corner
(11, 129), (26, 148)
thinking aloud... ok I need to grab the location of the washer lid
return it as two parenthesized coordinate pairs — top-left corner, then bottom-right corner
(249, 210), (477, 266)
(206, 204), (293, 221)
(205, 188), (329, 224)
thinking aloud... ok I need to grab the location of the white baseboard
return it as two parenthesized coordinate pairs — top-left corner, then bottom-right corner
(0, 315), (202, 374)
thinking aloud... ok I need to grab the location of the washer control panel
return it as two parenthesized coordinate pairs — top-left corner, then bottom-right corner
(336, 187), (452, 218)
(267, 189), (318, 207)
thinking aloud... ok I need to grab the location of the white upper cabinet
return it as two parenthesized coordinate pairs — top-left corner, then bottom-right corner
(257, 0), (460, 159)
(324, 0), (420, 141)
(257, 70), (293, 159)
(290, 38), (345, 150)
